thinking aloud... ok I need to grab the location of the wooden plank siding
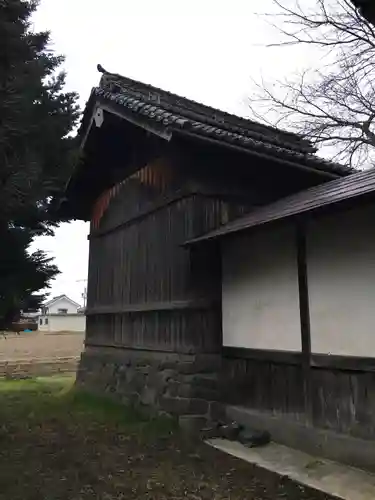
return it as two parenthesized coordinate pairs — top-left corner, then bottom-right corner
(86, 157), (250, 354)
(85, 309), (221, 353)
(221, 356), (306, 422)
(310, 368), (375, 440)
(222, 350), (375, 438)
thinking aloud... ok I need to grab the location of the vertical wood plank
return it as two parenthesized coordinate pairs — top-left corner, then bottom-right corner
(296, 221), (312, 421)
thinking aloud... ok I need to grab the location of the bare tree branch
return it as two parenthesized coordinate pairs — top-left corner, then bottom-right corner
(252, 0), (375, 169)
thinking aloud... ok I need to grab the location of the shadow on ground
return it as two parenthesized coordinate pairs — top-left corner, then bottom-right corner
(0, 375), (334, 500)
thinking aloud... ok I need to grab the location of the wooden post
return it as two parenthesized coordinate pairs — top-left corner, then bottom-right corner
(296, 221), (312, 422)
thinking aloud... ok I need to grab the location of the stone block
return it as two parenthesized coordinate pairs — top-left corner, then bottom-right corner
(118, 369), (129, 384)
(160, 397), (209, 416)
(138, 366), (152, 375)
(178, 384), (194, 398)
(187, 374), (219, 390)
(166, 382), (194, 399)
(140, 386), (157, 406)
(177, 362), (197, 375)
(146, 366), (159, 382)
(165, 381), (180, 398)
(135, 357), (152, 367)
(179, 415), (207, 435)
(117, 365), (127, 374)
(125, 368), (136, 384)
(190, 386), (220, 401)
(160, 354), (193, 371)
(162, 369), (178, 380)
(124, 370), (144, 392)
(200, 424), (222, 440)
(160, 360), (181, 371)
(116, 377), (131, 395)
(124, 357), (132, 367)
(159, 396), (187, 415)
(178, 355), (221, 375)
(153, 369), (177, 391)
(128, 392), (140, 406)
(186, 398), (209, 415)
(209, 402), (227, 423)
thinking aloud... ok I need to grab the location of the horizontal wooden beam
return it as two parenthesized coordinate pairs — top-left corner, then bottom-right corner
(86, 298), (219, 315)
(89, 189), (193, 239)
(89, 188), (250, 239)
(85, 342), (188, 354)
(222, 346), (375, 373)
(174, 129), (339, 180)
(222, 346), (302, 365)
(98, 100), (173, 141)
(311, 354), (375, 373)
(89, 186), (254, 240)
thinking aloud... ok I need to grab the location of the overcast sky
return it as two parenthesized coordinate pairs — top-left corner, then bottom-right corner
(29, 0), (319, 305)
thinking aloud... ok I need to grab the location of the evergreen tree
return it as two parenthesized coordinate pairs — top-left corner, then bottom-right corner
(0, 227), (59, 327)
(0, 0), (80, 327)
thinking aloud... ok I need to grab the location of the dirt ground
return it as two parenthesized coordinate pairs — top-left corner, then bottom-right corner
(0, 376), (334, 500)
(0, 331), (84, 361)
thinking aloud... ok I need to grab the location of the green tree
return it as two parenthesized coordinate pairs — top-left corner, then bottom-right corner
(0, 0), (80, 327)
(0, 227), (59, 327)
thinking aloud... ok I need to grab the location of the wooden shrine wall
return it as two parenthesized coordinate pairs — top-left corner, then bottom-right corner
(86, 156), (249, 354)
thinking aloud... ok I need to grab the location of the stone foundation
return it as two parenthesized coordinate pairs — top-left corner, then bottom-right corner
(77, 346), (226, 426)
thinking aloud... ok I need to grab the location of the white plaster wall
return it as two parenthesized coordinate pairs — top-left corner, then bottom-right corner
(38, 315), (49, 332)
(307, 204), (375, 357)
(47, 298), (78, 314)
(222, 223), (301, 351)
(38, 315), (86, 332)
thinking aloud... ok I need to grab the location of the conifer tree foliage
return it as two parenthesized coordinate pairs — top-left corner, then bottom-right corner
(0, 0), (80, 327)
(0, 227), (58, 326)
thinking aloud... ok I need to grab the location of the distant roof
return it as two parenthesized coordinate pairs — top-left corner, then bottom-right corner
(78, 68), (352, 177)
(185, 168), (375, 245)
(44, 294), (81, 309)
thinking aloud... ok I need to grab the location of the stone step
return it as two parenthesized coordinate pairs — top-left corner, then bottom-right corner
(207, 438), (375, 500)
(226, 405), (375, 474)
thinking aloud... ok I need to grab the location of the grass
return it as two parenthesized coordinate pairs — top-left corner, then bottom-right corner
(0, 375), (333, 500)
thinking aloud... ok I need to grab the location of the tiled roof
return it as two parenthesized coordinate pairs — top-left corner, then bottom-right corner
(79, 70), (352, 177)
(185, 167), (375, 245)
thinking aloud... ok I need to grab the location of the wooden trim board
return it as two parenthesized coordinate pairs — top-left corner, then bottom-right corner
(222, 346), (375, 373)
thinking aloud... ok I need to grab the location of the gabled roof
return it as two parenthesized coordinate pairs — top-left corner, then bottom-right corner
(185, 167), (375, 245)
(78, 67), (352, 177)
(44, 294), (81, 309)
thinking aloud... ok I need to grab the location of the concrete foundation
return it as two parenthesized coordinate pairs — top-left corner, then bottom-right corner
(227, 405), (375, 474)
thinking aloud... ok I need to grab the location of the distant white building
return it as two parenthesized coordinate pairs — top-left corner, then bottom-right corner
(38, 295), (86, 333)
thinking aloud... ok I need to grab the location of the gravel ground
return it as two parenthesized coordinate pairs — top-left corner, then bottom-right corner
(0, 376), (335, 500)
(0, 331), (84, 361)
